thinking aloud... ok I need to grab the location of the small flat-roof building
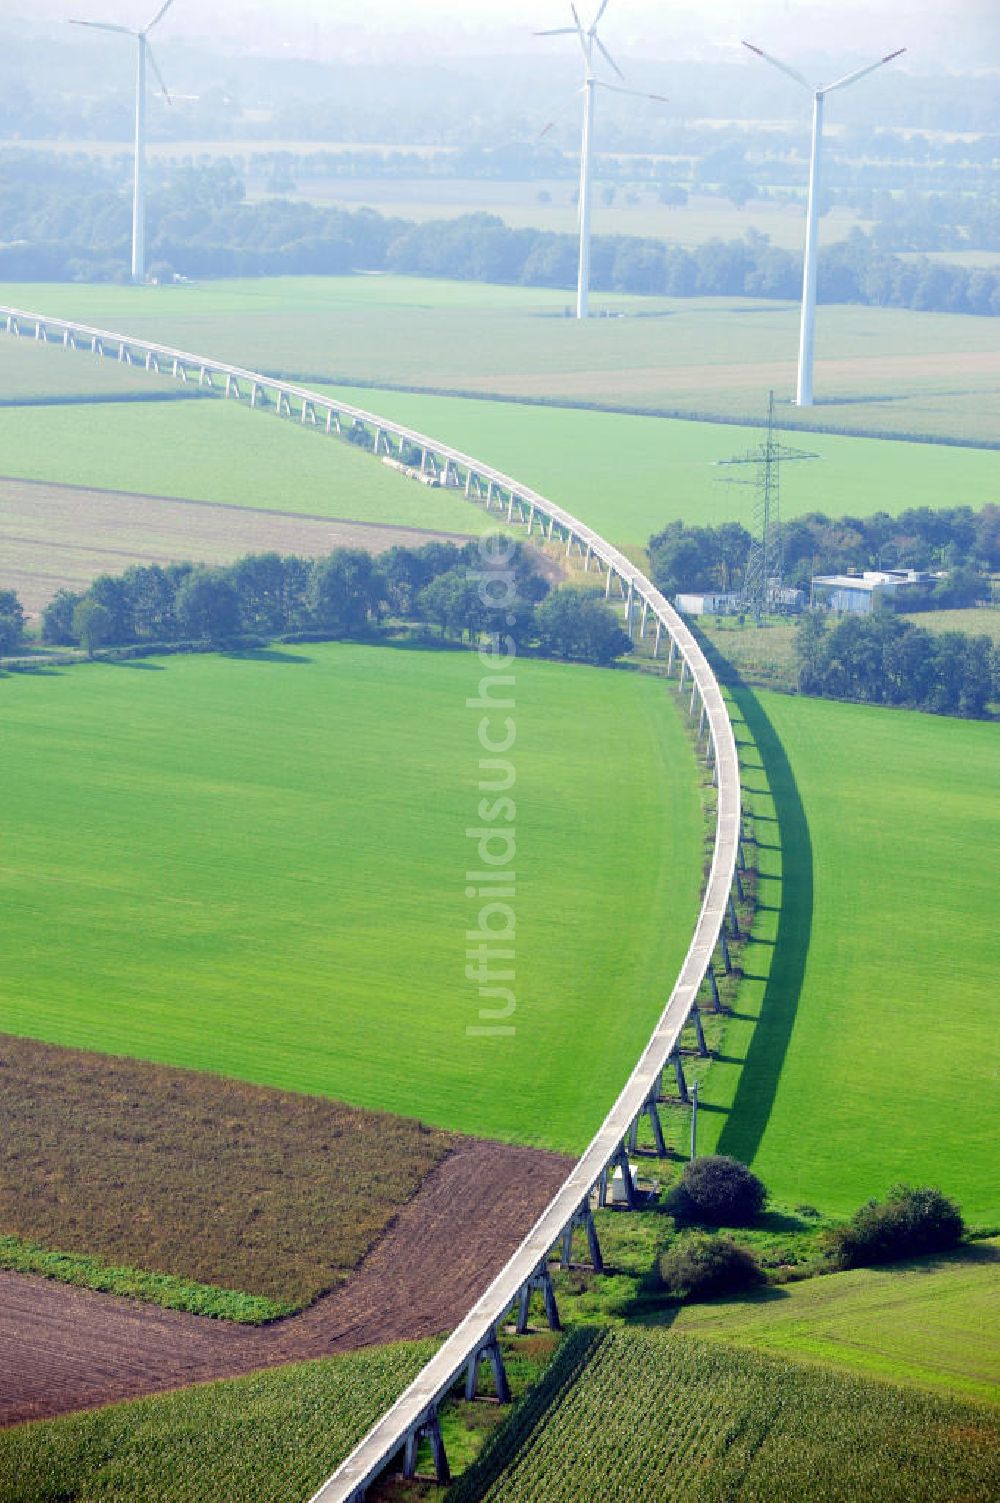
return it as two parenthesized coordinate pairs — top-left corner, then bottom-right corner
(812, 569), (936, 615)
(675, 591), (740, 615)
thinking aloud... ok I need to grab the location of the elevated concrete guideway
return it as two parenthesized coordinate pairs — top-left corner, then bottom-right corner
(1, 305), (743, 1502)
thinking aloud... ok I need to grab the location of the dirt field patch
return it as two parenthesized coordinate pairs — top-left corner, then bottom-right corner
(0, 1136), (571, 1427)
(0, 1035), (455, 1308)
(0, 476), (474, 616)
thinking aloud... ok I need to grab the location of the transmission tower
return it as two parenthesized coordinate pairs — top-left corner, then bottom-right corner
(715, 393), (818, 623)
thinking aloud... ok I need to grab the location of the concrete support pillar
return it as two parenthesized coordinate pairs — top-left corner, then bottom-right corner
(528, 505), (536, 533)
(698, 702), (707, 737)
(605, 568), (613, 600)
(671, 1051), (690, 1105)
(667, 637), (677, 675)
(734, 867), (745, 904)
(465, 1335), (510, 1404)
(689, 682), (699, 718)
(597, 1167), (608, 1208)
(646, 1098), (668, 1156)
(584, 544), (592, 571)
(402, 1412), (450, 1486)
(465, 469), (474, 497)
(486, 480), (495, 507)
(516, 1266), (561, 1334)
(507, 493), (515, 522)
(653, 619), (662, 658)
(627, 1116), (640, 1154)
(719, 930), (732, 975)
(728, 894), (740, 938)
(678, 659), (689, 689)
(565, 531), (574, 556)
(706, 967), (722, 1012)
(582, 1205), (603, 1273)
(689, 1006), (708, 1057)
(640, 600), (648, 638)
(624, 580), (634, 638)
(251, 384), (260, 408)
(612, 1143), (638, 1210)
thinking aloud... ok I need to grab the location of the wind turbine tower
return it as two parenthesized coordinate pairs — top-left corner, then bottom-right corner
(537, 2), (665, 320)
(742, 40), (905, 406)
(70, 0), (176, 284)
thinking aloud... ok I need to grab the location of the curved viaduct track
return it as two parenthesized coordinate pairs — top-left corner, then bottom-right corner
(1, 307), (742, 1502)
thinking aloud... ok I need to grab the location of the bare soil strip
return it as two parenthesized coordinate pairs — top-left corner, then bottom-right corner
(0, 476), (473, 615)
(0, 1137), (571, 1427)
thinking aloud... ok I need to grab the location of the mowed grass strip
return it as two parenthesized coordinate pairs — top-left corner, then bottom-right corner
(0, 1341), (437, 1503)
(699, 689), (1000, 1223)
(0, 1034), (453, 1309)
(672, 1241), (1000, 1406)
(452, 1328), (1000, 1503)
(2, 275), (997, 442)
(0, 644), (703, 1152)
(323, 385), (1000, 551)
(0, 397), (493, 535)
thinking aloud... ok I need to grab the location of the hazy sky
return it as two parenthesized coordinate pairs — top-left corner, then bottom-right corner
(4, 0), (1000, 69)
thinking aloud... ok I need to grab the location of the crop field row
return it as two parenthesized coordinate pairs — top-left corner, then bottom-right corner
(0, 356), (996, 565)
(0, 1033), (454, 1308)
(0, 642), (703, 1154)
(672, 1241), (1000, 1406)
(0, 1342), (437, 1503)
(1, 276), (997, 443)
(0, 475), (474, 616)
(451, 1328), (1000, 1503)
(694, 687), (999, 1223)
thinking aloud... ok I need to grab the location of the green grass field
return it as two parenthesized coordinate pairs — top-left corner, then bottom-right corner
(0, 1342), (437, 1503)
(902, 607), (1000, 643)
(0, 398), (492, 536)
(322, 385), (1000, 550)
(696, 688), (1000, 1223)
(673, 1242), (1000, 1405)
(0, 643), (702, 1153)
(1, 275), (997, 443)
(450, 1328), (1000, 1503)
(1, 357), (995, 556)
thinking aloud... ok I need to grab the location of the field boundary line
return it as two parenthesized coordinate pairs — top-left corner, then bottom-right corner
(0, 305), (742, 1503)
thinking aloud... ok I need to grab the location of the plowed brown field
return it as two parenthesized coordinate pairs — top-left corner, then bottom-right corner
(0, 1137), (571, 1427)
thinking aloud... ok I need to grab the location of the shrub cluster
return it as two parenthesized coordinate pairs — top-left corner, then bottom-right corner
(824, 1185), (965, 1270)
(658, 1232), (763, 1301)
(666, 1155), (768, 1227)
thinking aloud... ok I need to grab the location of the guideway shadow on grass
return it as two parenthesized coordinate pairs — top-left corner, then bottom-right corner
(716, 684), (813, 1165)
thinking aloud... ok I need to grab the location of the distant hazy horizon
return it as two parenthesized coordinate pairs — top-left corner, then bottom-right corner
(3, 0), (999, 72)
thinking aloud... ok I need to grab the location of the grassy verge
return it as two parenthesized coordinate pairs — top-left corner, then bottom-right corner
(0, 1236), (292, 1324)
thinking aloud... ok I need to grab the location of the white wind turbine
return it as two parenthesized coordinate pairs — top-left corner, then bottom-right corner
(70, 0), (176, 284)
(537, 1), (666, 320)
(742, 39), (905, 406)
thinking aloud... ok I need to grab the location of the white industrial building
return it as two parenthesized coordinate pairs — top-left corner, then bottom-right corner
(811, 569), (937, 615)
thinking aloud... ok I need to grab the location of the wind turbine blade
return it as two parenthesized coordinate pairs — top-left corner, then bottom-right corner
(741, 39), (813, 92)
(146, 43), (171, 103)
(593, 34), (625, 80)
(145, 0), (175, 32)
(570, 2), (583, 28)
(822, 47), (906, 94)
(597, 81), (668, 103)
(591, 0), (612, 26)
(535, 26), (578, 35)
(69, 19), (136, 33)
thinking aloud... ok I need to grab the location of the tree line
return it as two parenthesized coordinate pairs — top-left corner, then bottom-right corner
(15, 539), (629, 668)
(650, 505), (1000, 603)
(1, 152), (997, 318)
(794, 611), (999, 718)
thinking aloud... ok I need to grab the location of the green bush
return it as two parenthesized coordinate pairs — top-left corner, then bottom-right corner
(666, 1155), (768, 1227)
(824, 1184), (964, 1269)
(658, 1233), (762, 1301)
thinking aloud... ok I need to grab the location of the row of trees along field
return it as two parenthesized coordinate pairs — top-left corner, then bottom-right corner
(19, 540), (630, 667)
(794, 612), (998, 718)
(650, 505), (1000, 601)
(1, 151), (998, 316)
